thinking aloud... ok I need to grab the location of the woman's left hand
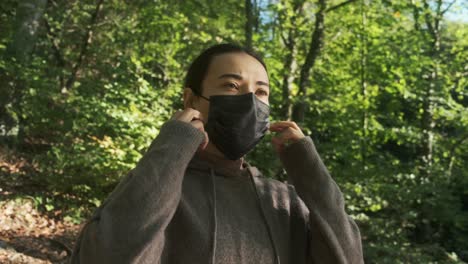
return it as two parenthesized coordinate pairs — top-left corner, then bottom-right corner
(270, 121), (305, 154)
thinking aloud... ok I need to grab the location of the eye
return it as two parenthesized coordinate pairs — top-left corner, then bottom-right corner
(223, 82), (239, 90)
(256, 89), (269, 96)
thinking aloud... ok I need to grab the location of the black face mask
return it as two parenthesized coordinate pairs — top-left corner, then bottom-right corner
(199, 92), (270, 160)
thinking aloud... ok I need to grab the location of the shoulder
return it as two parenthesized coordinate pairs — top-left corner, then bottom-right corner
(247, 166), (295, 192)
(253, 173), (307, 208)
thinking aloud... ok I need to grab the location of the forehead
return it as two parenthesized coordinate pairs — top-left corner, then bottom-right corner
(206, 52), (268, 81)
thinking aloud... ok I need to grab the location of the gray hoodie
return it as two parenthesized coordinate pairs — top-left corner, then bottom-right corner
(70, 120), (363, 264)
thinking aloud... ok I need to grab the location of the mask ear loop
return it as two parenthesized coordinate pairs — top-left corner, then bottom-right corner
(197, 94), (210, 102)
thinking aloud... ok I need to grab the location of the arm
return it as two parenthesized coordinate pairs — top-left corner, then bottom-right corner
(70, 120), (205, 263)
(280, 137), (363, 264)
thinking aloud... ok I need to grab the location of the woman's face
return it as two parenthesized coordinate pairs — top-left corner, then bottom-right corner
(186, 52), (270, 123)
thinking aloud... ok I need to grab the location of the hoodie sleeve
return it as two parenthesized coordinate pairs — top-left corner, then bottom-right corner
(70, 120), (205, 264)
(279, 137), (364, 264)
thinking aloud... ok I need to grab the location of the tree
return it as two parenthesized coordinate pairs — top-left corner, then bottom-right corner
(0, 0), (47, 141)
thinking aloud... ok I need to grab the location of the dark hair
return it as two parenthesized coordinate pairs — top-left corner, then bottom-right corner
(184, 43), (267, 96)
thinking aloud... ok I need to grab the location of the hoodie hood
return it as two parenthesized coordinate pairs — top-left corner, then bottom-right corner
(187, 152), (254, 178)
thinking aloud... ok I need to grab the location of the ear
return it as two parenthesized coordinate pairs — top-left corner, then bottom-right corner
(183, 88), (197, 109)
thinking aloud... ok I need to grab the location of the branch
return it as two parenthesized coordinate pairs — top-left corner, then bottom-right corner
(434, 0), (443, 33)
(280, 32), (289, 46)
(44, 19), (66, 67)
(245, 0), (254, 49)
(326, 0), (357, 13)
(441, 0), (456, 16)
(298, 0), (327, 96)
(44, 18), (67, 88)
(411, 3), (421, 32)
(277, 0), (304, 47)
(65, 0), (104, 91)
(447, 134), (468, 164)
(422, 0), (437, 41)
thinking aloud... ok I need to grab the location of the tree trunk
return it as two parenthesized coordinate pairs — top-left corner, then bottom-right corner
(5, 0), (48, 62)
(281, 42), (298, 120)
(411, 0), (447, 243)
(245, 0), (254, 49)
(64, 0), (104, 93)
(279, 0), (305, 120)
(360, 0), (368, 171)
(295, 0), (327, 123)
(418, 0), (443, 177)
(0, 0), (48, 141)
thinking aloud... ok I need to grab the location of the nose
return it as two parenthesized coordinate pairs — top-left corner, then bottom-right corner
(239, 82), (256, 95)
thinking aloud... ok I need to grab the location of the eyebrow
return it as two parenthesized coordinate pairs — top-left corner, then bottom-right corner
(218, 73), (269, 89)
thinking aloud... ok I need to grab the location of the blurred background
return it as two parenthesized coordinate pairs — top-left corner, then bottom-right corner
(0, 0), (467, 263)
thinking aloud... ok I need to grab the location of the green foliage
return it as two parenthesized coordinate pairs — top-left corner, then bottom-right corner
(0, 0), (467, 262)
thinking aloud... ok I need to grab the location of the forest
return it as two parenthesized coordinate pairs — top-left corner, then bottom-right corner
(0, 0), (467, 263)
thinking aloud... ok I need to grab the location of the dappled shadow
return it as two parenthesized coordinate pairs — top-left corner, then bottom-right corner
(0, 156), (82, 263)
(0, 233), (73, 263)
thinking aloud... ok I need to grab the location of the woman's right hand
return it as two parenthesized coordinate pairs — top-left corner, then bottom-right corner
(171, 108), (209, 150)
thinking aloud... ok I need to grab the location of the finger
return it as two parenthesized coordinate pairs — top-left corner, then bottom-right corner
(271, 127), (299, 152)
(190, 119), (205, 131)
(191, 112), (205, 122)
(269, 124), (300, 133)
(270, 121), (300, 131)
(178, 108), (203, 123)
(273, 127), (296, 142)
(200, 131), (209, 150)
(178, 108), (200, 122)
(269, 125), (288, 132)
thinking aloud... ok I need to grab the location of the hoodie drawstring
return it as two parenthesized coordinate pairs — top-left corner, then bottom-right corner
(248, 169), (281, 264)
(210, 168), (218, 264)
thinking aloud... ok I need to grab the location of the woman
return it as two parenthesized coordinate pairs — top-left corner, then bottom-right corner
(70, 44), (363, 264)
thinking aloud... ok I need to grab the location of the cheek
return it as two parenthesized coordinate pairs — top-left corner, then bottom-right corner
(259, 96), (269, 105)
(199, 101), (210, 123)
(191, 98), (210, 119)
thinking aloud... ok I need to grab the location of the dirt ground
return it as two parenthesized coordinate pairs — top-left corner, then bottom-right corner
(0, 197), (82, 264)
(1, 146), (83, 263)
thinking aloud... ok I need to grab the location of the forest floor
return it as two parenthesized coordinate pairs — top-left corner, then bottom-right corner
(0, 146), (83, 264)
